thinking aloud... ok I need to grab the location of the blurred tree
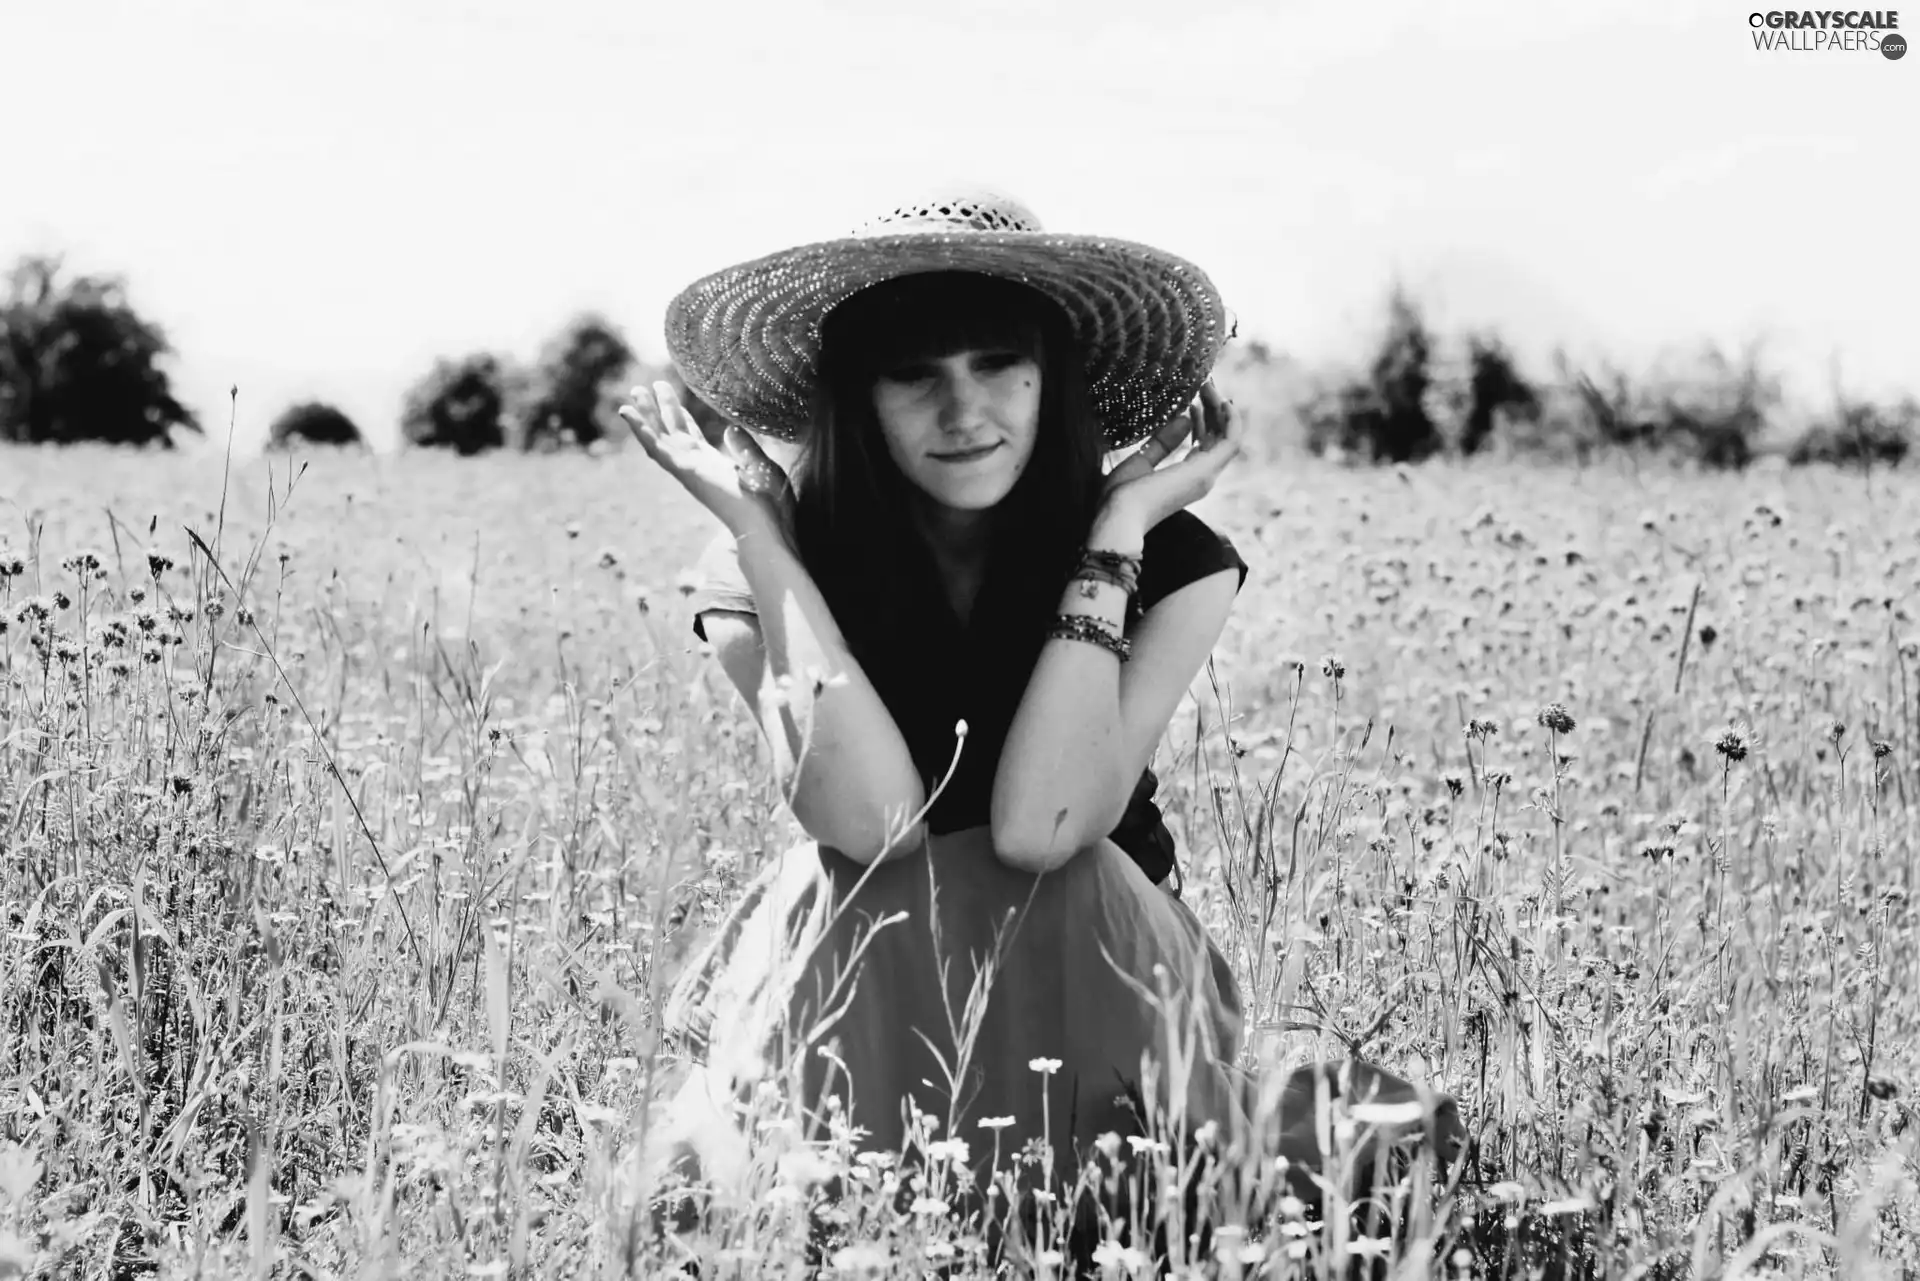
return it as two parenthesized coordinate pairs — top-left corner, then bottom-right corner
(1297, 284), (1443, 464)
(400, 353), (511, 455)
(520, 313), (634, 451)
(1366, 286), (1442, 463)
(1459, 333), (1541, 456)
(267, 400), (364, 450)
(0, 254), (200, 446)
(1789, 396), (1915, 469)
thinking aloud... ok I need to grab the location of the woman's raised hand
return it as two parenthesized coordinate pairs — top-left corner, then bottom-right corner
(618, 382), (797, 541)
(1098, 378), (1244, 533)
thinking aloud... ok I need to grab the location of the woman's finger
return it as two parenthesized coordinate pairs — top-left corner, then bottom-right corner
(650, 382), (691, 438)
(617, 403), (660, 453)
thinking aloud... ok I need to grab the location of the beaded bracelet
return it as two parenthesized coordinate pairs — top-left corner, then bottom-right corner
(1071, 564), (1134, 601)
(1078, 548), (1143, 587)
(1047, 612), (1132, 662)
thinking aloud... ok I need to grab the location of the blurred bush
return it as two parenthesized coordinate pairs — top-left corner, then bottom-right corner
(0, 254), (199, 447)
(519, 313), (634, 452)
(1283, 280), (1897, 473)
(1301, 286), (1444, 463)
(400, 353), (516, 455)
(267, 400), (365, 450)
(1457, 333), (1541, 457)
(1788, 396), (1917, 468)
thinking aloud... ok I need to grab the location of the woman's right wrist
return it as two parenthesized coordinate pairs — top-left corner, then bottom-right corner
(727, 508), (798, 561)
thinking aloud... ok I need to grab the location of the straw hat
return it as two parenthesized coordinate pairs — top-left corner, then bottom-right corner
(663, 185), (1234, 450)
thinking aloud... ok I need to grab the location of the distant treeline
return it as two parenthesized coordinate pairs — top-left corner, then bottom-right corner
(2, 252), (1910, 470)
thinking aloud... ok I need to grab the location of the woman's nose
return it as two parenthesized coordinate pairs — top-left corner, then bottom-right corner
(938, 371), (991, 431)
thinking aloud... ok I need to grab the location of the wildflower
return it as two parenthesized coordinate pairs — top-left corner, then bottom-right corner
(1536, 703), (1576, 735)
(829, 1244), (893, 1275)
(106, 659), (133, 679)
(1871, 739), (1893, 760)
(1028, 1057), (1062, 1075)
(1827, 721), (1847, 746)
(596, 546), (620, 570)
(170, 774), (193, 796)
(925, 1138), (969, 1165)
(0, 550), (23, 578)
(1465, 718), (1499, 741)
(978, 1115), (1014, 1131)
(1093, 1132), (1122, 1159)
(147, 552), (173, 578)
(1640, 843), (1675, 862)
(1091, 1241), (1147, 1273)
(909, 1195), (949, 1217)
(167, 603), (195, 625)
(1866, 1075), (1898, 1100)
(1320, 653), (1346, 680)
(14, 596), (52, 625)
(1445, 776), (1463, 798)
(52, 640), (81, 665)
(62, 550), (103, 575)
(236, 606), (255, 627)
(1486, 770), (1513, 790)
(1714, 726), (1751, 764)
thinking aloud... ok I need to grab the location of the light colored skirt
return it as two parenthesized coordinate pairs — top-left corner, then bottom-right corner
(649, 824), (1246, 1193)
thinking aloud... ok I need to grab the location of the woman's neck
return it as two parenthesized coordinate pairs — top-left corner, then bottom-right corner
(908, 497), (997, 572)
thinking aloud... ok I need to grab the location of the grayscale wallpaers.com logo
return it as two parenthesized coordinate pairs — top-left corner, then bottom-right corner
(1749, 10), (1905, 55)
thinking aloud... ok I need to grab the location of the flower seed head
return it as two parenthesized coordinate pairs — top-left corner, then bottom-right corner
(1536, 703), (1576, 735)
(1715, 726), (1751, 763)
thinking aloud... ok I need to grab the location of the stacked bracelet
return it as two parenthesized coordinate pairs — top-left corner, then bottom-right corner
(1077, 548), (1142, 593)
(1072, 546), (1145, 625)
(1047, 612), (1132, 662)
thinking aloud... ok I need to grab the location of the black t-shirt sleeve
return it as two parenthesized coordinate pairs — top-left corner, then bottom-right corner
(687, 529), (758, 643)
(1131, 509), (1250, 616)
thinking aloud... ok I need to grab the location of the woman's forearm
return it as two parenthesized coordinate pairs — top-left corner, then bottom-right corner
(990, 507), (1144, 868)
(728, 515), (929, 863)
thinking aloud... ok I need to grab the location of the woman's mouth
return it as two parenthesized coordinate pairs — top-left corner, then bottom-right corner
(932, 442), (1001, 463)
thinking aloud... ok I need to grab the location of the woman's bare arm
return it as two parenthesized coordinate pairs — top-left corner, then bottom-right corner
(698, 514), (928, 863)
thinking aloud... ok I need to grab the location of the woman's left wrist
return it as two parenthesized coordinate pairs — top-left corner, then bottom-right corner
(1088, 501), (1146, 552)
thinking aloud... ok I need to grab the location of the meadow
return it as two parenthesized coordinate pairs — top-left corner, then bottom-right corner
(0, 439), (1915, 1279)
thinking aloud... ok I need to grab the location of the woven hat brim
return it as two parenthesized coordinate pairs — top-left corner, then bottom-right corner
(663, 231), (1230, 450)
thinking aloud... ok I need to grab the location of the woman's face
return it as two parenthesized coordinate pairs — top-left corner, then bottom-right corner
(869, 347), (1042, 513)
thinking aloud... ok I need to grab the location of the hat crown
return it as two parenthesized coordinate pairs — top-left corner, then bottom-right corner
(851, 187), (1043, 238)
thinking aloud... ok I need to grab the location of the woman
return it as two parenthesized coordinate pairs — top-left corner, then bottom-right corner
(625, 189), (1453, 1234)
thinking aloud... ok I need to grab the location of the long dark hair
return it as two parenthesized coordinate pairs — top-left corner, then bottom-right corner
(787, 272), (1108, 735)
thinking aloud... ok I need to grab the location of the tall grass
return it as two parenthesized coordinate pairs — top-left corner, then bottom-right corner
(1, 442), (1915, 1278)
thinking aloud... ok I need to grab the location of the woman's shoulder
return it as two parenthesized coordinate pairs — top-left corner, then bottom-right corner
(1134, 508), (1250, 612)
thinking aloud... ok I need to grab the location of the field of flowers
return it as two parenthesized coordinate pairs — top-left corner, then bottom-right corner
(1, 440), (1915, 1279)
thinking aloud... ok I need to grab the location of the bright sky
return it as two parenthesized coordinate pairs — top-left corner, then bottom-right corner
(4, 0), (1912, 453)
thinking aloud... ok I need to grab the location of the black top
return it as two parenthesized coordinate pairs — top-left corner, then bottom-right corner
(687, 509), (1250, 883)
